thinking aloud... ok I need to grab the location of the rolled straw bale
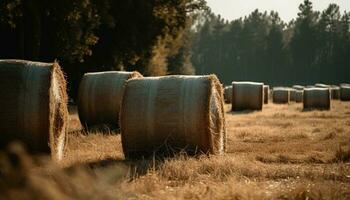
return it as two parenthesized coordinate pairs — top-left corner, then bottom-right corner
(295, 90), (304, 103)
(289, 88), (297, 102)
(306, 85), (314, 88)
(120, 75), (226, 158)
(231, 81), (264, 111)
(272, 87), (290, 104)
(292, 85), (304, 91)
(303, 88), (331, 110)
(330, 86), (340, 100)
(224, 86), (233, 104)
(0, 60), (68, 161)
(340, 85), (350, 101)
(263, 85), (269, 104)
(77, 71), (142, 128)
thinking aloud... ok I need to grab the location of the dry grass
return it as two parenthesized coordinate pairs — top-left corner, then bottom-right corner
(1, 101), (350, 199)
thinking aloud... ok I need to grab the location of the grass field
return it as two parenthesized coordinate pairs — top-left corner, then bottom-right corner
(1, 101), (350, 199)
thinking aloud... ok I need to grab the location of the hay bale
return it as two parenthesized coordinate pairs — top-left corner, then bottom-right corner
(224, 86), (233, 104)
(303, 88), (331, 110)
(0, 60), (68, 161)
(77, 71), (142, 128)
(272, 87), (290, 104)
(340, 85), (350, 101)
(289, 88), (297, 102)
(292, 85), (304, 91)
(263, 85), (269, 104)
(231, 81), (264, 111)
(295, 90), (304, 103)
(120, 75), (226, 158)
(330, 86), (340, 100)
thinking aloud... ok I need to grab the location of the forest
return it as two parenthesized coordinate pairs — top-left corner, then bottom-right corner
(192, 1), (350, 86)
(0, 0), (349, 97)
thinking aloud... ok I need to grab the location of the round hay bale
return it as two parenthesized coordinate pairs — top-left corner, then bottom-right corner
(289, 88), (297, 102)
(0, 60), (68, 161)
(303, 88), (331, 110)
(263, 85), (270, 104)
(330, 86), (340, 100)
(340, 85), (350, 101)
(295, 90), (304, 103)
(292, 85), (304, 91)
(231, 81), (264, 111)
(224, 86), (233, 104)
(120, 75), (226, 158)
(77, 71), (142, 128)
(272, 87), (290, 104)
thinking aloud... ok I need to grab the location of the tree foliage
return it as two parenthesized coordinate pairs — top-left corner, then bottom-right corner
(0, 0), (206, 97)
(192, 0), (350, 86)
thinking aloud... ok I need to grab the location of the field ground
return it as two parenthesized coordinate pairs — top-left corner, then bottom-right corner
(1, 101), (350, 199)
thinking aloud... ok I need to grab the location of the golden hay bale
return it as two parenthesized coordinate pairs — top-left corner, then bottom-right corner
(303, 88), (331, 110)
(272, 87), (290, 104)
(295, 90), (304, 103)
(224, 86), (233, 104)
(340, 85), (350, 101)
(263, 85), (269, 104)
(231, 81), (264, 111)
(0, 60), (68, 161)
(292, 85), (304, 91)
(77, 71), (142, 128)
(120, 75), (226, 158)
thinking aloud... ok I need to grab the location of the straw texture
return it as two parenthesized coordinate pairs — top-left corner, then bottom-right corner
(263, 85), (269, 104)
(295, 90), (304, 103)
(0, 60), (68, 161)
(303, 88), (331, 110)
(340, 85), (350, 101)
(77, 71), (142, 128)
(120, 75), (226, 158)
(224, 86), (233, 104)
(231, 81), (264, 111)
(272, 88), (290, 104)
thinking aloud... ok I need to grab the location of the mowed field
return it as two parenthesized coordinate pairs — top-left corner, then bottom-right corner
(2, 101), (350, 199)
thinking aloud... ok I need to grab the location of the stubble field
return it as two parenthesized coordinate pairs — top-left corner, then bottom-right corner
(1, 101), (350, 199)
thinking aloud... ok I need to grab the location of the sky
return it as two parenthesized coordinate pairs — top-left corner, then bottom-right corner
(206, 0), (350, 22)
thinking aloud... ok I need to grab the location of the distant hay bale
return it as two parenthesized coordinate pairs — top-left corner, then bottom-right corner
(231, 81), (264, 111)
(0, 60), (68, 161)
(303, 88), (331, 110)
(315, 83), (330, 88)
(77, 71), (142, 128)
(120, 75), (226, 158)
(272, 87), (290, 104)
(224, 86), (233, 104)
(295, 90), (304, 103)
(330, 86), (340, 100)
(340, 85), (350, 101)
(263, 85), (269, 104)
(289, 88), (297, 102)
(292, 85), (304, 91)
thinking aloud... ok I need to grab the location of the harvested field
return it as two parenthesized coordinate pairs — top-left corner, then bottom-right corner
(1, 101), (350, 199)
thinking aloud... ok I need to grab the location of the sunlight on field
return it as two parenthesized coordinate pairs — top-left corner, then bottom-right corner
(2, 101), (350, 199)
(60, 101), (350, 199)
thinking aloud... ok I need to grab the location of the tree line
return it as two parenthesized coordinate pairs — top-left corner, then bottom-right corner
(191, 0), (350, 86)
(0, 0), (205, 98)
